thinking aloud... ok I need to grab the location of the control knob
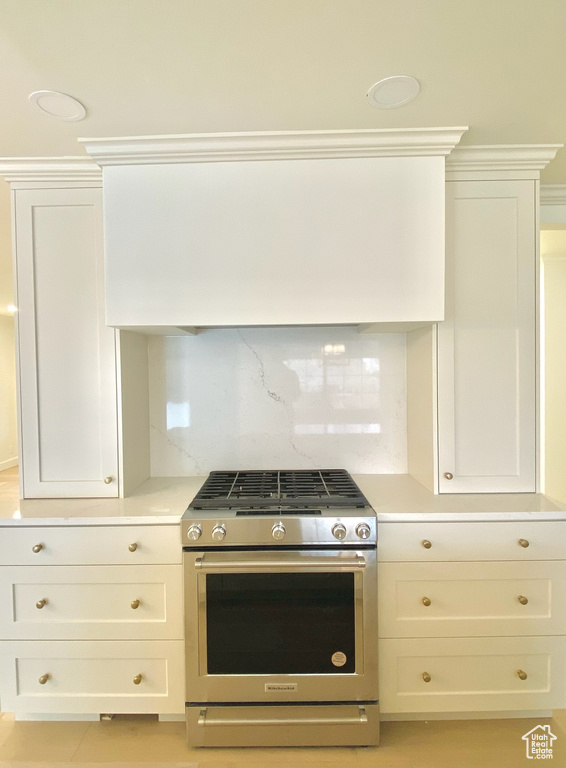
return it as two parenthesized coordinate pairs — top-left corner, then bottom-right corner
(272, 523), (286, 541)
(211, 524), (227, 542)
(332, 523), (347, 541)
(186, 524), (202, 541)
(356, 523), (371, 540)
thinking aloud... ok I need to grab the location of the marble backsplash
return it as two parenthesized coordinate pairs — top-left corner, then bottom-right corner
(148, 326), (407, 475)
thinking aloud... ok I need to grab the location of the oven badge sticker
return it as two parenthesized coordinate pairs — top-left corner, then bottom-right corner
(331, 651), (347, 667)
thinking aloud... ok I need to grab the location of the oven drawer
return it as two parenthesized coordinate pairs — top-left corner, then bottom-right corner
(379, 636), (566, 713)
(0, 565), (183, 640)
(378, 560), (566, 637)
(0, 525), (181, 566)
(0, 640), (185, 714)
(378, 521), (566, 562)
(187, 703), (380, 747)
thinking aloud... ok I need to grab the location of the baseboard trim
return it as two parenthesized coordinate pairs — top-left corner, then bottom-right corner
(381, 710), (553, 722)
(0, 457), (18, 472)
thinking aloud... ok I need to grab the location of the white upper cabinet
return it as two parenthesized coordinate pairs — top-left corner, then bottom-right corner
(81, 128), (467, 330)
(437, 180), (536, 493)
(12, 184), (119, 498)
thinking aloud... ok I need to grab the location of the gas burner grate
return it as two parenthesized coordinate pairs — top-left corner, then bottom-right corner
(191, 469), (368, 509)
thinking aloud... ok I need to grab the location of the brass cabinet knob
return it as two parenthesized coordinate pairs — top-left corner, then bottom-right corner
(133, 674), (142, 685)
(517, 669), (528, 680)
(518, 539), (530, 548)
(32, 544), (43, 553)
(518, 595), (529, 605)
(422, 672), (432, 683)
(422, 597), (432, 607)
(422, 540), (432, 549)
(104, 476), (113, 484)
(444, 472), (454, 480)
(128, 543), (138, 552)
(36, 598), (48, 609)
(131, 599), (140, 610)
(38, 674), (50, 685)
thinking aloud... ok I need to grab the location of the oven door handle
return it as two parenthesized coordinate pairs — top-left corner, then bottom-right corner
(194, 554), (367, 570)
(197, 706), (368, 727)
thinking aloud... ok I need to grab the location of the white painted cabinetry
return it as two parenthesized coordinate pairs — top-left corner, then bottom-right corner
(10, 179), (119, 498)
(378, 519), (566, 716)
(0, 523), (184, 718)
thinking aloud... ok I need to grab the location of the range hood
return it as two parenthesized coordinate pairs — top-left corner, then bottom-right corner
(81, 128), (467, 333)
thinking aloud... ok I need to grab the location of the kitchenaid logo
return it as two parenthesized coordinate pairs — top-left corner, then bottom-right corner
(522, 725), (557, 759)
(265, 683), (298, 692)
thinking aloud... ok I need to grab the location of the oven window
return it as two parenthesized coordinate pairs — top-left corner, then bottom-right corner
(205, 572), (355, 674)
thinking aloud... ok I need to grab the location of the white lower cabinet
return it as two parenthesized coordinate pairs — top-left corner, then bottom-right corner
(0, 523), (184, 718)
(378, 520), (566, 717)
(0, 640), (184, 715)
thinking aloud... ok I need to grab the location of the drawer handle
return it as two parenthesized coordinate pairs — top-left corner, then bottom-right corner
(422, 672), (431, 683)
(443, 472), (453, 480)
(421, 540), (432, 549)
(104, 476), (113, 484)
(422, 597), (432, 607)
(32, 544), (43, 554)
(517, 669), (528, 681)
(38, 674), (50, 685)
(518, 595), (529, 605)
(131, 599), (141, 610)
(133, 674), (143, 685)
(518, 539), (530, 548)
(36, 598), (48, 609)
(128, 543), (138, 552)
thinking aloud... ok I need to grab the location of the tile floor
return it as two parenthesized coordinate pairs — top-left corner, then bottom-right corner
(0, 713), (564, 767)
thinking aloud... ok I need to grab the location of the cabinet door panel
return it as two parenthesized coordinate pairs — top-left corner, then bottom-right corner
(15, 187), (118, 497)
(438, 181), (536, 492)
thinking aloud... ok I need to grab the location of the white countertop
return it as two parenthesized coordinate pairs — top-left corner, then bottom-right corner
(1, 474), (565, 526)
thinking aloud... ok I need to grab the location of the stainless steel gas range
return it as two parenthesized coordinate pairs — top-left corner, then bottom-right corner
(181, 469), (379, 748)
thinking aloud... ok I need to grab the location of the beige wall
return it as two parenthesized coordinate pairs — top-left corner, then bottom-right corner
(542, 230), (566, 503)
(0, 313), (17, 469)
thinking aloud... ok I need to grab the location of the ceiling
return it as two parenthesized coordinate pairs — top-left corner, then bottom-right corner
(0, 0), (564, 181)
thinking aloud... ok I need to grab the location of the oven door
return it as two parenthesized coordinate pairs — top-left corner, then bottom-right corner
(184, 548), (378, 704)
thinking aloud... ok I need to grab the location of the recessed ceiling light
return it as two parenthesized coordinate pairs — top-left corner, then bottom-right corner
(366, 76), (420, 109)
(28, 90), (86, 121)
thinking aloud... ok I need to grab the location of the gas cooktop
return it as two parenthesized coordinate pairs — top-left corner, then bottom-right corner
(182, 469), (376, 548)
(189, 469), (369, 509)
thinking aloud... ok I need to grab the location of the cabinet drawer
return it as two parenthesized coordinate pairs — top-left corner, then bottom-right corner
(0, 525), (181, 565)
(379, 636), (566, 713)
(378, 561), (566, 637)
(0, 565), (183, 640)
(378, 521), (566, 562)
(0, 640), (185, 714)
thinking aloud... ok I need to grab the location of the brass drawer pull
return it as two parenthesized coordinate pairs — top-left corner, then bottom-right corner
(518, 595), (529, 605)
(128, 543), (138, 552)
(131, 599), (141, 610)
(443, 472), (453, 480)
(104, 476), (113, 484)
(421, 540), (432, 549)
(133, 674), (143, 685)
(32, 544), (43, 553)
(36, 598), (48, 609)
(517, 669), (528, 680)
(518, 539), (530, 548)
(422, 672), (431, 683)
(38, 674), (50, 685)
(422, 597), (432, 607)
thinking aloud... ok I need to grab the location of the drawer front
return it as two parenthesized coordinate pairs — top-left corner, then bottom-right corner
(379, 561), (566, 637)
(378, 521), (566, 562)
(0, 525), (181, 565)
(0, 565), (183, 640)
(0, 640), (185, 714)
(379, 636), (566, 713)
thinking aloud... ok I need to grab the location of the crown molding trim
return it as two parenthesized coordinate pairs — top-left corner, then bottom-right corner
(0, 158), (102, 183)
(541, 185), (566, 206)
(446, 145), (563, 172)
(79, 127), (469, 165)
